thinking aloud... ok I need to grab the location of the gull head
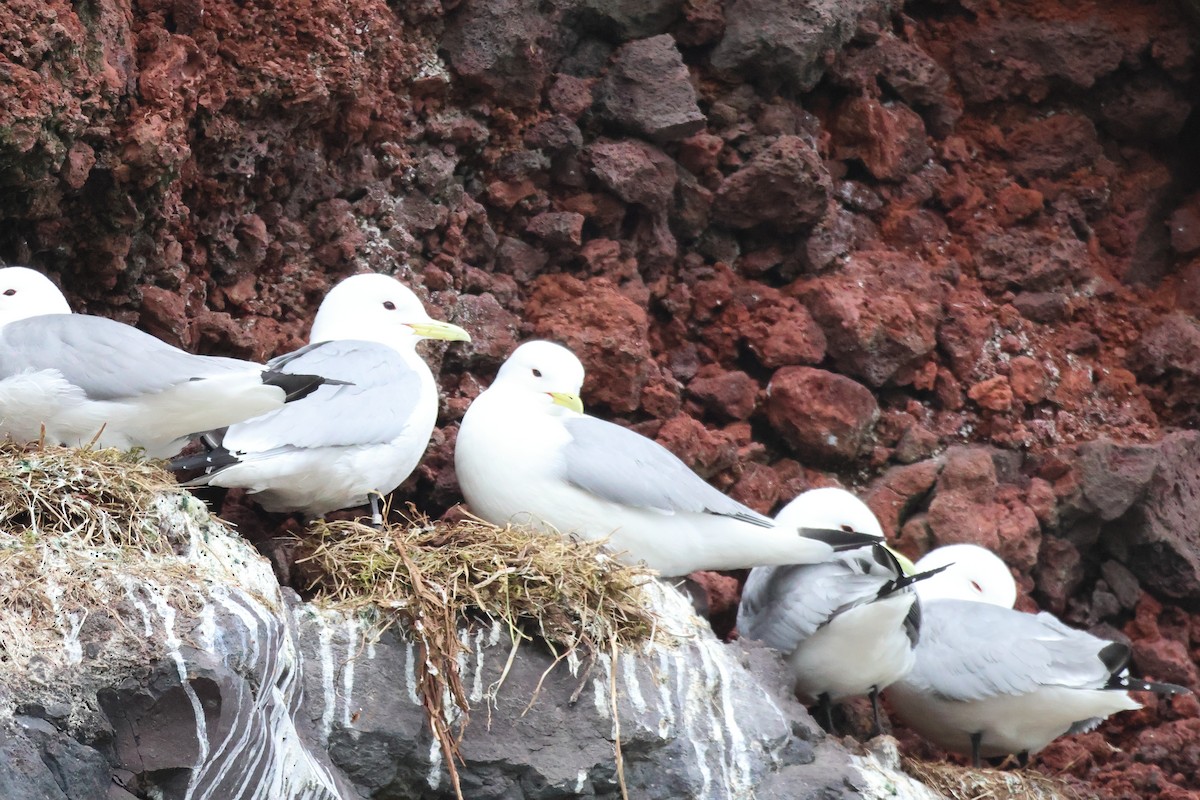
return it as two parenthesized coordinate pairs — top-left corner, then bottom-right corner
(0, 266), (71, 327)
(913, 543), (1017, 607)
(491, 340), (585, 415)
(774, 486), (886, 539)
(308, 273), (470, 351)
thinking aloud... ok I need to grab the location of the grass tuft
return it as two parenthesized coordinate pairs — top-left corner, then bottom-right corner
(902, 756), (1085, 800)
(295, 511), (660, 800)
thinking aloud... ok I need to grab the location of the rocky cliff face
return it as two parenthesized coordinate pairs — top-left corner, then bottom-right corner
(2, 0), (1199, 797)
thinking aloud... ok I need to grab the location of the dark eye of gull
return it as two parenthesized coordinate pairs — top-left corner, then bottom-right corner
(2, 289), (14, 296)
(970, 580), (983, 593)
(841, 524), (854, 532)
(383, 301), (396, 310)
(532, 368), (543, 378)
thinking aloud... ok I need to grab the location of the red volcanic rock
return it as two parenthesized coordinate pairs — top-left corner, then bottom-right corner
(687, 364), (758, 421)
(1008, 355), (1048, 404)
(795, 251), (943, 387)
(1168, 194), (1200, 255)
(976, 229), (1092, 292)
(936, 288), (997, 382)
(587, 139), (678, 212)
(1136, 313), (1200, 379)
(742, 298), (827, 369)
(525, 211), (584, 248)
(676, 0), (725, 47)
(710, 0), (891, 92)
(138, 285), (191, 349)
(1074, 438), (1160, 521)
(1034, 536), (1084, 616)
(442, 0), (557, 107)
(713, 136), (832, 233)
(596, 35), (705, 143)
(444, 292), (521, 371)
(937, 446), (998, 502)
(766, 366), (879, 464)
(1005, 112), (1104, 181)
(728, 462), (782, 515)
(951, 15), (1138, 104)
(654, 414), (738, 479)
(995, 183), (1044, 225)
(967, 375), (1013, 412)
(526, 275), (651, 414)
(926, 490), (1001, 552)
(865, 459), (941, 539)
(832, 97), (932, 182)
(1113, 431), (1200, 602)
(1132, 637), (1200, 688)
(547, 74), (594, 119)
(685, 570), (741, 627)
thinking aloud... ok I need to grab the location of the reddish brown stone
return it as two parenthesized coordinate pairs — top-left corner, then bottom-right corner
(526, 275), (651, 414)
(525, 211), (584, 247)
(796, 251), (943, 387)
(687, 364), (758, 421)
(967, 375), (1013, 412)
(713, 135), (832, 233)
(1008, 356), (1048, 404)
(742, 298), (826, 369)
(766, 367), (879, 464)
(832, 97), (932, 182)
(654, 414), (739, 479)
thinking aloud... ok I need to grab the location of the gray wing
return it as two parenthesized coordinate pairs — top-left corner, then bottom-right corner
(0, 314), (253, 400)
(220, 340), (427, 451)
(739, 549), (897, 651)
(561, 415), (772, 527)
(909, 600), (1115, 702)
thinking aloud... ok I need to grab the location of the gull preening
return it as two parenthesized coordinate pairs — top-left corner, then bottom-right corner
(887, 544), (1189, 766)
(171, 273), (470, 522)
(454, 341), (882, 576)
(0, 266), (328, 458)
(739, 487), (940, 734)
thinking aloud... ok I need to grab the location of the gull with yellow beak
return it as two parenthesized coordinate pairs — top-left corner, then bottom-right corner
(172, 273), (470, 522)
(738, 487), (943, 736)
(455, 341), (881, 576)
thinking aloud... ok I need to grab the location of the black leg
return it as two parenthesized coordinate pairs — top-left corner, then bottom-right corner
(1017, 751), (1029, 768)
(369, 491), (385, 529)
(970, 732), (982, 768)
(817, 693), (835, 734)
(868, 686), (883, 738)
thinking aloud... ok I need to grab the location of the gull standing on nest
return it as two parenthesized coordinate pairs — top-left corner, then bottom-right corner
(738, 487), (943, 735)
(171, 273), (470, 524)
(887, 544), (1189, 767)
(454, 341), (882, 576)
(0, 266), (329, 458)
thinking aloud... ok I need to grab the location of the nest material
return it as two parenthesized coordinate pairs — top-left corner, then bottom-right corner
(903, 756), (1084, 800)
(296, 513), (660, 800)
(0, 440), (178, 550)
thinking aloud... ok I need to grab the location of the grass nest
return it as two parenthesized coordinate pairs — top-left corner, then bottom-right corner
(295, 512), (660, 800)
(0, 440), (178, 550)
(903, 756), (1085, 800)
(0, 442), (205, 676)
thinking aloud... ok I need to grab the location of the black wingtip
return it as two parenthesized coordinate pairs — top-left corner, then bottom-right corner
(1113, 675), (1192, 695)
(877, 560), (951, 598)
(261, 370), (348, 402)
(798, 526), (884, 551)
(167, 446), (239, 476)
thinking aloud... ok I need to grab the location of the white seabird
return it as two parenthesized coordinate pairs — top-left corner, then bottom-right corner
(0, 266), (328, 458)
(454, 341), (882, 576)
(887, 544), (1189, 766)
(738, 487), (940, 733)
(171, 273), (470, 522)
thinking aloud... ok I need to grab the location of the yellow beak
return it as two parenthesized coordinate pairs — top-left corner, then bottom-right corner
(408, 320), (472, 342)
(548, 392), (584, 414)
(885, 544), (918, 576)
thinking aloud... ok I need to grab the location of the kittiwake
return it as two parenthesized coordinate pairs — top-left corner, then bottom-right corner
(739, 487), (943, 734)
(887, 544), (1189, 766)
(454, 341), (882, 576)
(170, 273), (469, 522)
(0, 266), (329, 458)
